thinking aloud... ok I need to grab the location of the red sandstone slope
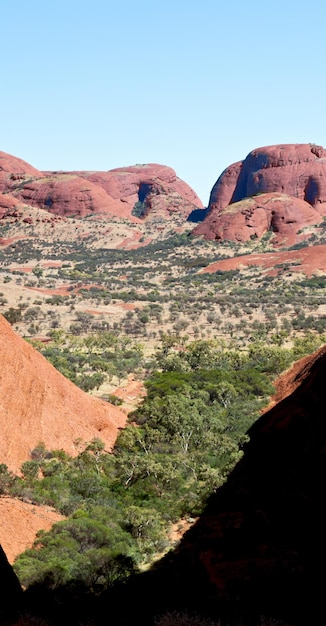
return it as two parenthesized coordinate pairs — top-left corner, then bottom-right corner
(0, 151), (44, 193)
(210, 143), (326, 213)
(0, 315), (127, 473)
(12, 174), (128, 219)
(67, 163), (203, 220)
(199, 243), (326, 277)
(1, 150), (203, 222)
(194, 143), (326, 245)
(194, 192), (322, 245)
(0, 497), (64, 564)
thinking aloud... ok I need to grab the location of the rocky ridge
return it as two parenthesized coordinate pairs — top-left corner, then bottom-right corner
(0, 151), (203, 224)
(193, 143), (326, 245)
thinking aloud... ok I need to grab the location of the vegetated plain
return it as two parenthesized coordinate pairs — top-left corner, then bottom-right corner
(0, 211), (326, 610)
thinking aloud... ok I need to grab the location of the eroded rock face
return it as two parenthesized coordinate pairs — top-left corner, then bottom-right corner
(211, 144), (326, 212)
(0, 193), (21, 217)
(74, 163), (203, 220)
(194, 192), (322, 245)
(1, 151), (203, 222)
(194, 144), (326, 245)
(0, 315), (127, 473)
(0, 151), (44, 193)
(208, 160), (243, 211)
(12, 174), (128, 219)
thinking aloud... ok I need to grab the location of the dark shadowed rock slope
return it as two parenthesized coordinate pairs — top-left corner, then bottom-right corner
(107, 344), (326, 625)
(0, 545), (23, 621)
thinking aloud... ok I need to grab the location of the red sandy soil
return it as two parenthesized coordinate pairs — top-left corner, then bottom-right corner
(42, 261), (62, 268)
(113, 377), (146, 405)
(116, 235), (152, 249)
(30, 285), (73, 295)
(0, 496), (64, 564)
(200, 244), (326, 277)
(30, 283), (102, 296)
(0, 236), (32, 246)
(119, 302), (138, 310)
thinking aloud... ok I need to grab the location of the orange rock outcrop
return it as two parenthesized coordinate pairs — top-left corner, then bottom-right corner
(194, 144), (326, 245)
(0, 315), (127, 473)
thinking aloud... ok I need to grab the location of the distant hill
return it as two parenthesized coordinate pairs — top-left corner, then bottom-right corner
(193, 143), (326, 245)
(0, 150), (203, 222)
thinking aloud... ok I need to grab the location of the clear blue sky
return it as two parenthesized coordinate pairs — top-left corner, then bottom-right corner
(2, 0), (325, 206)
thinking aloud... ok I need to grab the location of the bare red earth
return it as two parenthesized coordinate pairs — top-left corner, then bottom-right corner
(0, 151), (43, 193)
(200, 243), (326, 277)
(0, 497), (64, 564)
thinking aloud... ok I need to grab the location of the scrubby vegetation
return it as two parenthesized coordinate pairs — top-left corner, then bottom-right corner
(0, 230), (325, 347)
(0, 334), (318, 594)
(0, 219), (325, 622)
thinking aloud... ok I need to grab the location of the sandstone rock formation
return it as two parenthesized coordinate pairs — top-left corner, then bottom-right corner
(8, 344), (326, 624)
(12, 174), (128, 219)
(194, 144), (326, 245)
(194, 192), (321, 245)
(0, 150), (203, 222)
(0, 314), (127, 473)
(0, 193), (21, 217)
(0, 151), (43, 193)
(0, 195), (65, 225)
(66, 163), (203, 220)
